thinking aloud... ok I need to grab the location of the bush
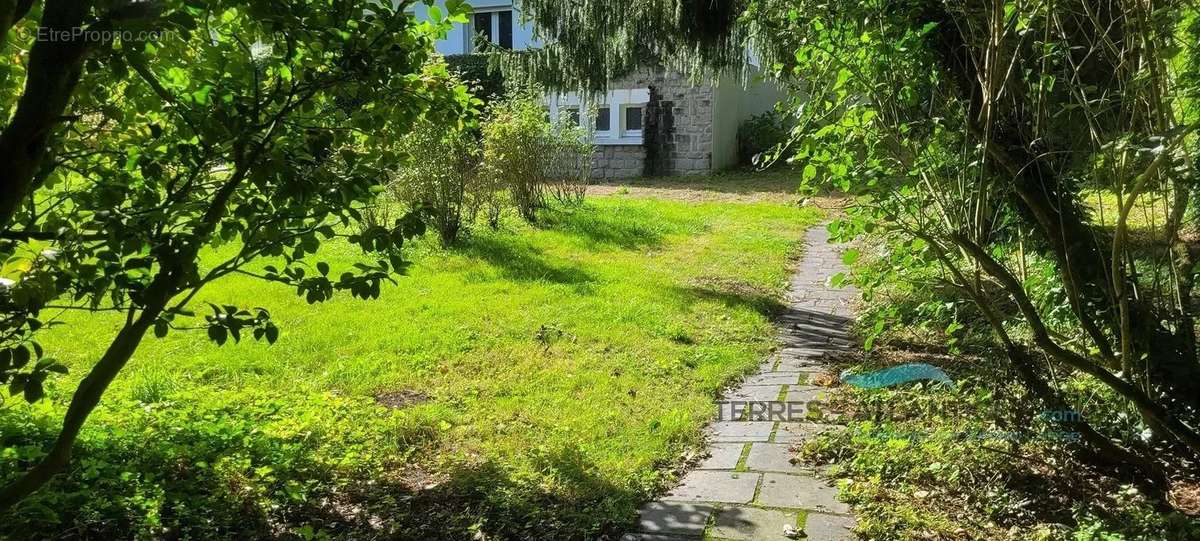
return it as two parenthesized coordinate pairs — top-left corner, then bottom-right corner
(737, 110), (792, 167)
(542, 120), (593, 206)
(482, 91), (593, 223)
(445, 54), (506, 104)
(393, 123), (485, 246)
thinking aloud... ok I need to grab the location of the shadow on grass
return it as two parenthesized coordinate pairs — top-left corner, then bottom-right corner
(457, 234), (596, 288)
(336, 446), (640, 540)
(0, 405), (641, 540)
(675, 277), (789, 317)
(536, 205), (670, 250)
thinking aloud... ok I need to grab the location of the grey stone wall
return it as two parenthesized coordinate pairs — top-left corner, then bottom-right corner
(636, 68), (714, 176)
(591, 145), (645, 179)
(589, 68), (715, 178)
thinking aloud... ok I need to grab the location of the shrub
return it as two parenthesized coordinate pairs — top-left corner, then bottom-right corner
(543, 119), (593, 206)
(445, 54), (506, 104)
(481, 90), (593, 222)
(393, 123), (485, 246)
(737, 110), (792, 167)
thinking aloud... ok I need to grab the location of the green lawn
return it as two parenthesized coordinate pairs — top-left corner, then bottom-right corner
(2, 194), (821, 539)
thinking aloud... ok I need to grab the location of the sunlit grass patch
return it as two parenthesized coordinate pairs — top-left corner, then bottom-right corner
(2, 195), (822, 539)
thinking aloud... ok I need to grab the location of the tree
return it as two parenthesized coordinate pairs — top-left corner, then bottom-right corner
(0, 0), (473, 508)
(514, 0), (1200, 492)
(756, 0), (1200, 483)
(506, 0), (755, 91)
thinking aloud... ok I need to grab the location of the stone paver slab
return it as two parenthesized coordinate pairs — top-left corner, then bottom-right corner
(697, 443), (745, 470)
(756, 473), (850, 513)
(777, 346), (830, 358)
(724, 384), (785, 401)
(775, 356), (830, 371)
(774, 422), (843, 444)
(708, 421), (774, 442)
(742, 372), (803, 385)
(621, 534), (698, 541)
(773, 361), (827, 374)
(745, 443), (807, 473)
(803, 512), (858, 540)
(787, 385), (832, 403)
(663, 471), (761, 504)
(711, 506), (800, 541)
(633, 501), (714, 535)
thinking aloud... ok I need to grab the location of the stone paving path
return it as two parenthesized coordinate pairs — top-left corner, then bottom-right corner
(623, 226), (857, 541)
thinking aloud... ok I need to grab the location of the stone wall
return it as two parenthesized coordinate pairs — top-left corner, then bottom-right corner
(589, 68), (715, 179)
(591, 145), (646, 179)
(637, 68), (714, 176)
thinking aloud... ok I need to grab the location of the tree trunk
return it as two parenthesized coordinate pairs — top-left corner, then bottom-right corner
(921, 2), (1200, 408)
(0, 0), (94, 232)
(0, 300), (164, 510)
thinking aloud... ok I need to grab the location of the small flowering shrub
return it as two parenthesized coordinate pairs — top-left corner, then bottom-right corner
(482, 91), (592, 223)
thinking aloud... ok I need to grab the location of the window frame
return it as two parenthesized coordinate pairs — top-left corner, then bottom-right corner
(594, 106), (613, 135)
(621, 104), (645, 137)
(466, 8), (514, 52)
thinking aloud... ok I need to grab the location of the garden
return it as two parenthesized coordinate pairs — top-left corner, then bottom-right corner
(3, 1), (1200, 540)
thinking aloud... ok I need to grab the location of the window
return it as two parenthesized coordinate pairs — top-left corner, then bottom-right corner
(623, 105), (644, 135)
(498, 10), (513, 49)
(471, 13), (492, 49)
(595, 107), (612, 132)
(469, 10), (514, 51)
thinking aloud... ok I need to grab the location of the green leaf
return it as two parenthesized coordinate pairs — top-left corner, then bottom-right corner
(833, 68), (851, 91)
(12, 345), (29, 368)
(802, 164), (818, 182)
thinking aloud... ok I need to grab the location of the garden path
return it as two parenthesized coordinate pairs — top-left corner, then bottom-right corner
(623, 225), (858, 541)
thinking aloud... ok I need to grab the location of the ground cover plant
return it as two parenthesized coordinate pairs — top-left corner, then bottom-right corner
(798, 226), (1200, 539)
(0, 195), (822, 539)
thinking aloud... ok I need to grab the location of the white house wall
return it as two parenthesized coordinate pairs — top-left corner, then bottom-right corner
(411, 1), (538, 55)
(712, 72), (786, 170)
(712, 75), (740, 171)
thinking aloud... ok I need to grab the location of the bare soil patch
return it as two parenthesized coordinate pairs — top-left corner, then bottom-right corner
(373, 389), (432, 409)
(588, 168), (850, 209)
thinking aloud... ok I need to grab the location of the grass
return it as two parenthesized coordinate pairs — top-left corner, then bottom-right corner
(1, 195), (822, 539)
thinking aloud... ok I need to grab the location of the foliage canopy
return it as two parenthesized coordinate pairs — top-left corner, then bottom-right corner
(0, 0), (473, 507)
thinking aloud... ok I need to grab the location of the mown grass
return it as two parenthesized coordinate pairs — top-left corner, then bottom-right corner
(1, 195), (821, 539)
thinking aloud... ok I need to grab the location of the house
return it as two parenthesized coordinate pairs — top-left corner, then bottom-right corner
(410, 1), (784, 178)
